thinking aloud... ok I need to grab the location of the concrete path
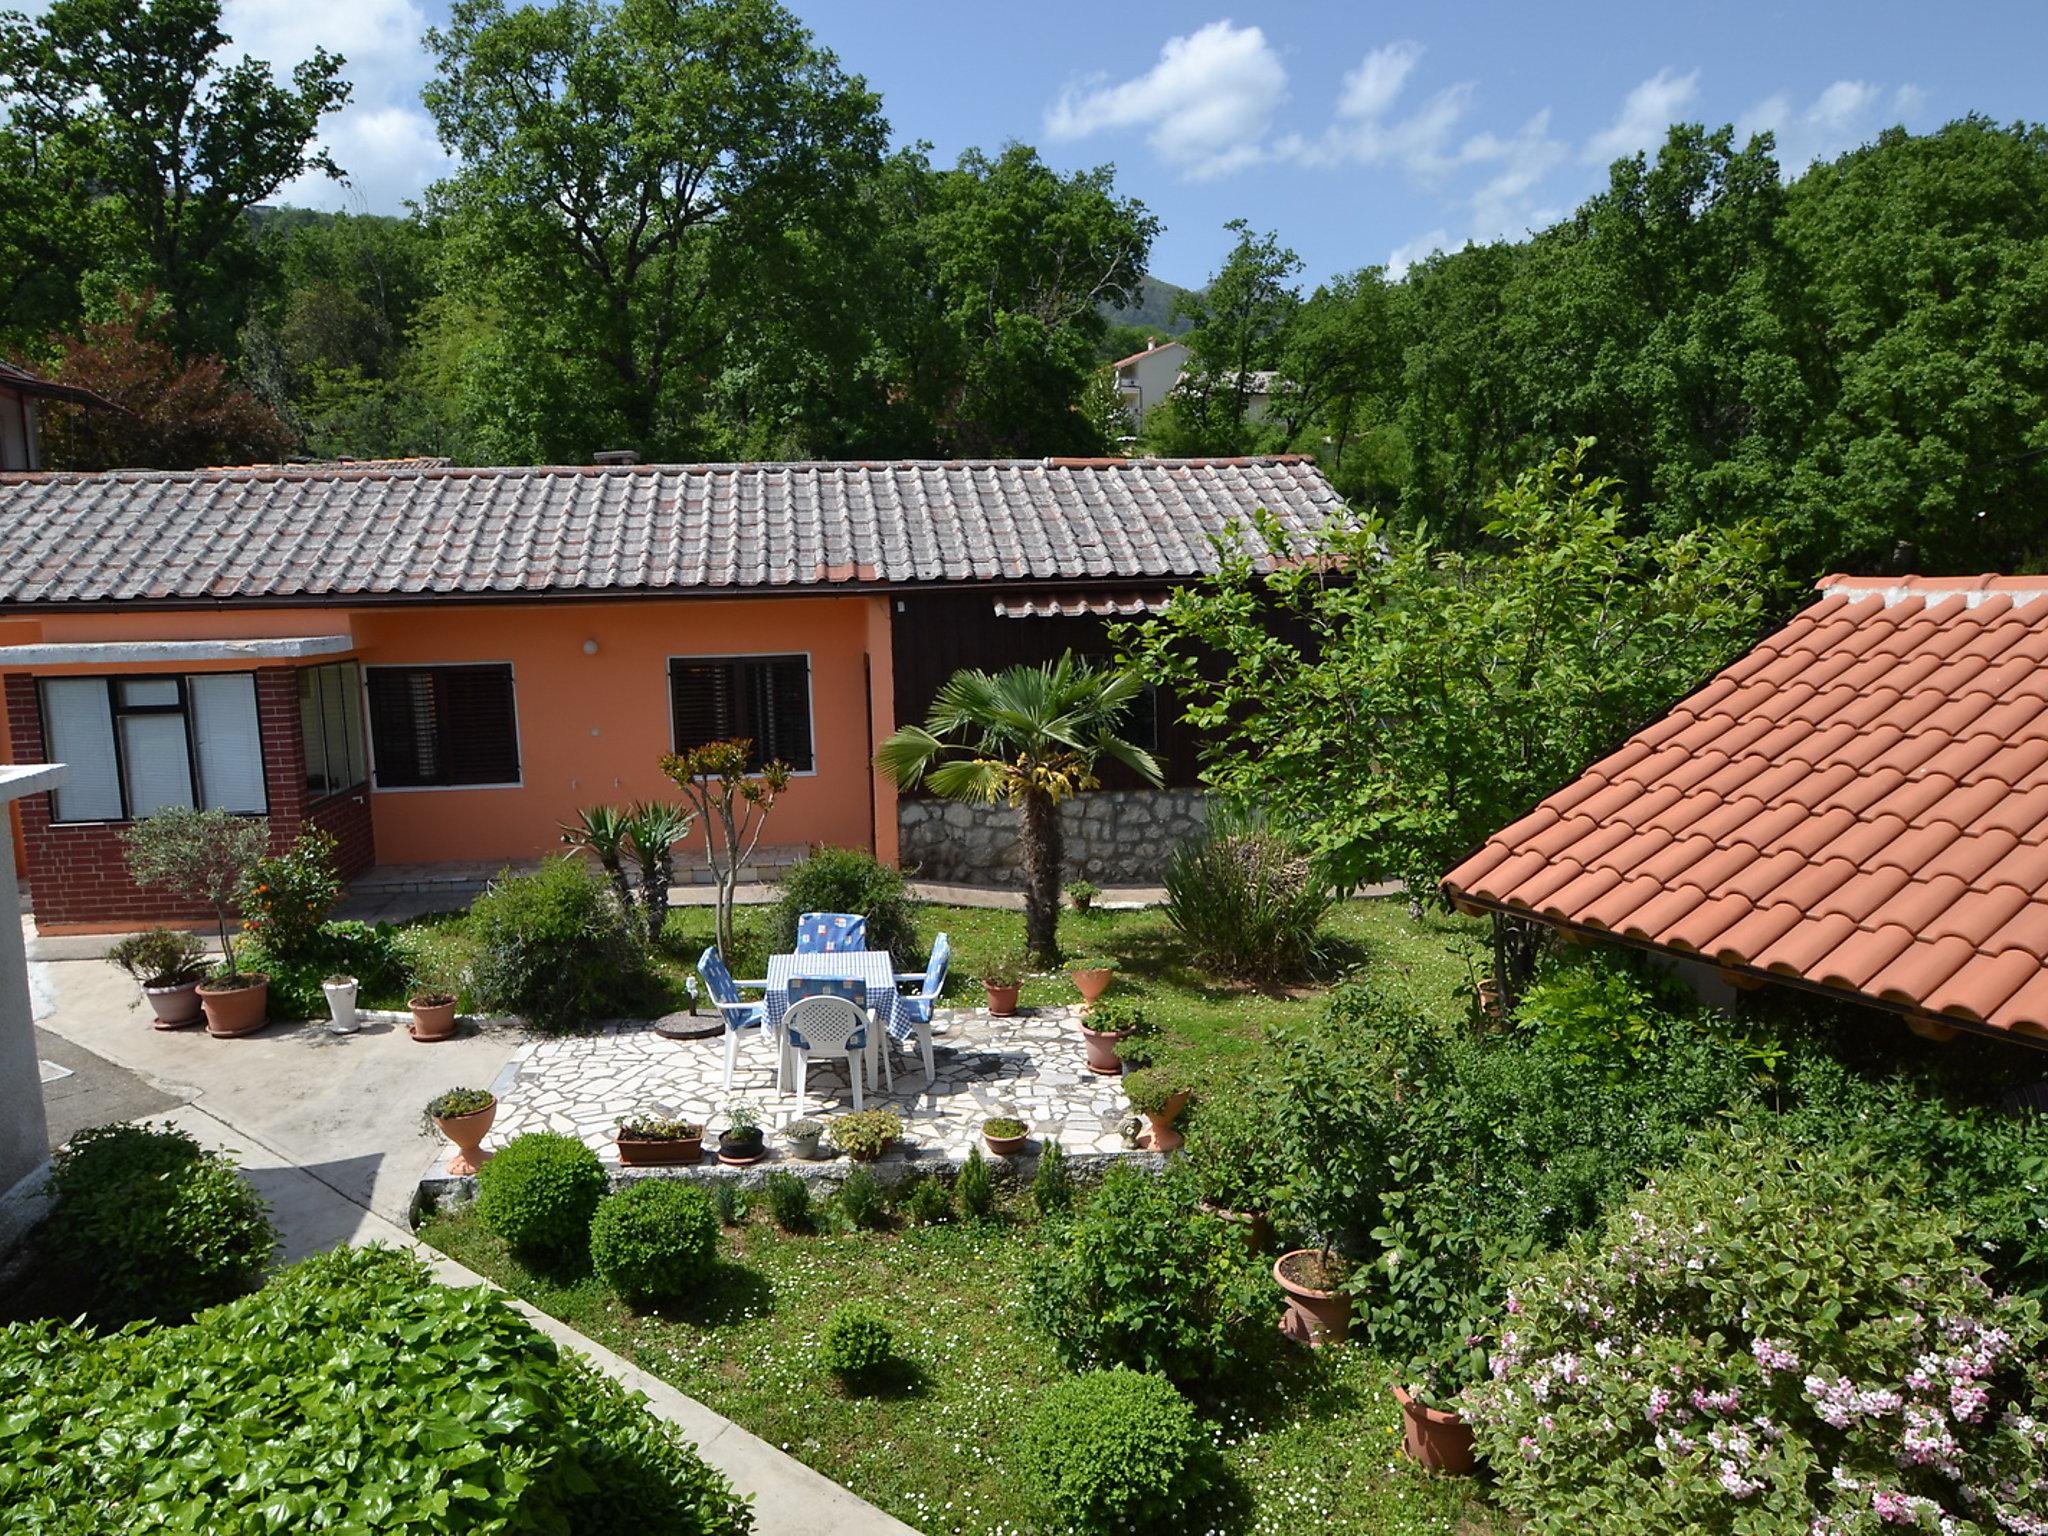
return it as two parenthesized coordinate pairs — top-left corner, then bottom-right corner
(29, 945), (919, 1536)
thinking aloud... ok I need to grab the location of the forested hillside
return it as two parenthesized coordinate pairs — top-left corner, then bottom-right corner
(3, 0), (2044, 580)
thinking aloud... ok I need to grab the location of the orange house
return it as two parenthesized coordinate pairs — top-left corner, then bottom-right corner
(0, 456), (1341, 931)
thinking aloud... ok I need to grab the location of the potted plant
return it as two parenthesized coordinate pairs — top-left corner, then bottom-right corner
(1185, 1091), (1283, 1252)
(980, 950), (1026, 1016)
(1064, 879), (1100, 913)
(1068, 954), (1117, 1005)
(784, 1118), (825, 1160)
(425, 1086), (497, 1175)
(408, 967), (460, 1042)
(833, 1109), (902, 1163)
(982, 1115), (1029, 1156)
(1391, 1335), (1484, 1473)
(322, 974), (361, 1035)
(1274, 1246), (1351, 1347)
(615, 1114), (705, 1167)
(107, 928), (210, 1029)
(718, 1100), (765, 1165)
(1123, 1067), (1190, 1154)
(123, 808), (271, 1037)
(1076, 996), (1142, 1076)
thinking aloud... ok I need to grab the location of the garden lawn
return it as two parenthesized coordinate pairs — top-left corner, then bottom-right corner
(420, 1199), (1498, 1536)
(405, 895), (1487, 1090)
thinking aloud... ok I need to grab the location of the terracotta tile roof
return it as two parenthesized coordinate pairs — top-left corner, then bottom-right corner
(0, 456), (1339, 608)
(1442, 574), (2048, 1043)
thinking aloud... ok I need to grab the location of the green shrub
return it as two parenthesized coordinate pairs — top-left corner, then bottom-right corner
(820, 1301), (896, 1382)
(1024, 1164), (1263, 1386)
(589, 1180), (719, 1305)
(1017, 1369), (1209, 1534)
(764, 1170), (812, 1232)
(246, 919), (407, 1020)
(1032, 1138), (1073, 1217)
(1467, 1134), (2048, 1535)
(1121, 1066), (1184, 1116)
(837, 1167), (887, 1230)
(45, 1122), (275, 1324)
(832, 1109), (901, 1161)
(0, 1245), (753, 1534)
(238, 828), (343, 962)
(769, 846), (921, 965)
(711, 1180), (750, 1226)
(1064, 879), (1100, 912)
(469, 857), (647, 1032)
(956, 1144), (996, 1221)
(106, 927), (208, 988)
(901, 1176), (952, 1225)
(1183, 1080), (1288, 1215)
(476, 1132), (608, 1260)
(1162, 822), (1329, 982)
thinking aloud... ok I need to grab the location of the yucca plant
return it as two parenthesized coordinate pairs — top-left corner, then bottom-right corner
(559, 804), (634, 910)
(876, 654), (1160, 966)
(621, 800), (696, 943)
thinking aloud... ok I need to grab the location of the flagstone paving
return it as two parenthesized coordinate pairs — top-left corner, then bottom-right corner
(485, 1004), (1136, 1162)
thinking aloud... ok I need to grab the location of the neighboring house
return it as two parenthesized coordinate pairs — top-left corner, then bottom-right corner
(1110, 340), (1187, 429)
(0, 455), (1342, 929)
(1443, 574), (2048, 1050)
(0, 360), (111, 472)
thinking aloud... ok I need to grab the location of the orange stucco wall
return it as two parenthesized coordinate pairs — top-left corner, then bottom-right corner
(1, 594), (900, 870)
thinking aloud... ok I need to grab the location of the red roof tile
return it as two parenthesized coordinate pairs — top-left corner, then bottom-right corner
(1443, 575), (2048, 1043)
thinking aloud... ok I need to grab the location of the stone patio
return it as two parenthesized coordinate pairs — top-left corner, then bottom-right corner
(481, 1003), (1138, 1166)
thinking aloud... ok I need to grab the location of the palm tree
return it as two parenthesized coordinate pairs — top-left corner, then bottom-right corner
(876, 655), (1162, 967)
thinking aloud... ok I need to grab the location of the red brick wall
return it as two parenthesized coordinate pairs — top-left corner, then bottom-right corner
(3, 666), (377, 929)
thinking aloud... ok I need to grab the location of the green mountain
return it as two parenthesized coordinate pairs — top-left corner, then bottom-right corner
(1102, 274), (1195, 335)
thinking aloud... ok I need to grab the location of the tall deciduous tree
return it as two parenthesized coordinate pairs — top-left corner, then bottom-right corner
(0, 0), (349, 352)
(876, 657), (1161, 968)
(1147, 220), (1300, 457)
(420, 0), (887, 463)
(1123, 443), (1780, 900)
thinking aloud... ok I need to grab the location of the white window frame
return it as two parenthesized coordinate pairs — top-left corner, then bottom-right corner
(37, 671), (270, 825)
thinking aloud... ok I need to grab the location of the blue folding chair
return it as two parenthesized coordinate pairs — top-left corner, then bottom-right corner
(892, 932), (949, 1081)
(796, 912), (868, 954)
(700, 946), (769, 1091)
(783, 975), (881, 1111)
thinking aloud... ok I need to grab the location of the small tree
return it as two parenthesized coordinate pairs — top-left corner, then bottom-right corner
(657, 741), (791, 955)
(123, 808), (271, 980)
(875, 655), (1161, 967)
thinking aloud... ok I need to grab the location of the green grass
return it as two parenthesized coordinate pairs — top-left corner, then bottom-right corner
(421, 1197), (1496, 1536)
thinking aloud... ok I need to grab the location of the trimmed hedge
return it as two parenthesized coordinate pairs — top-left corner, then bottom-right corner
(0, 1245), (753, 1533)
(477, 1132), (608, 1259)
(591, 1181), (719, 1304)
(44, 1122), (276, 1324)
(1016, 1368), (1209, 1533)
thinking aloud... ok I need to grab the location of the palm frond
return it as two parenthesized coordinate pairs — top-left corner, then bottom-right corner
(875, 725), (946, 789)
(924, 758), (1010, 805)
(1093, 733), (1166, 788)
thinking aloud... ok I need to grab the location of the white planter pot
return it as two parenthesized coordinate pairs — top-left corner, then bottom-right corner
(323, 977), (361, 1035)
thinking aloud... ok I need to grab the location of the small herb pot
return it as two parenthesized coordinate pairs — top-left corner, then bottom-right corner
(199, 974), (270, 1038)
(435, 1096), (498, 1176)
(983, 1122), (1030, 1157)
(1076, 1020), (1128, 1075)
(141, 980), (204, 1030)
(718, 1127), (765, 1166)
(1070, 967), (1114, 1004)
(1391, 1385), (1476, 1473)
(983, 982), (1020, 1016)
(1137, 1090), (1190, 1154)
(784, 1122), (825, 1160)
(409, 992), (459, 1042)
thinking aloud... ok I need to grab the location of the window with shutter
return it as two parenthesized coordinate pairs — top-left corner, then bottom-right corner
(366, 665), (520, 788)
(669, 655), (813, 772)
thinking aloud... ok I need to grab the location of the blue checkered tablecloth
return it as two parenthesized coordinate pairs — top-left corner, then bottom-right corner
(766, 950), (908, 1042)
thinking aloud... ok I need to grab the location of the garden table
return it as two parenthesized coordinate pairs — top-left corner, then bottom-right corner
(765, 950), (909, 1044)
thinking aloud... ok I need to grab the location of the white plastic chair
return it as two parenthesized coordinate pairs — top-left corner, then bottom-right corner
(782, 992), (874, 1115)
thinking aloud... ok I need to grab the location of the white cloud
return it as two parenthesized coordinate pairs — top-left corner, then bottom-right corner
(221, 0), (451, 212)
(1738, 78), (1926, 175)
(1385, 229), (1451, 281)
(1337, 41), (1423, 120)
(1585, 67), (1701, 162)
(1044, 19), (1287, 180)
(1464, 111), (1569, 240)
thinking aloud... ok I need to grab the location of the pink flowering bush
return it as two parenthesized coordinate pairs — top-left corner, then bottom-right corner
(1465, 1134), (2048, 1534)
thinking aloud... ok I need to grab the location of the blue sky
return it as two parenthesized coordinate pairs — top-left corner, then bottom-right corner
(207, 0), (2046, 289)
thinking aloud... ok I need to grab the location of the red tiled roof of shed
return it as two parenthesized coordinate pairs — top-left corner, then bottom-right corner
(1441, 574), (2048, 1042)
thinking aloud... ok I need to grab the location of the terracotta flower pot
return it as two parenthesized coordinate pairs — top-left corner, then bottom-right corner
(1274, 1249), (1352, 1347)
(984, 982), (1020, 1016)
(1201, 1201), (1273, 1254)
(1476, 975), (1502, 1019)
(616, 1130), (704, 1166)
(409, 993), (459, 1041)
(1070, 967), (1113, 1004)
(141, 980), (204, 1030)
(199, 975), (270, 1038)
(435, 1098), (498, 1176)
(1077, 1021), (1128, 1075)
(1137, 1089), (1190, 1154)
(984, 1125), (1030, 1156)
(1391, 1384), (1476, 1474)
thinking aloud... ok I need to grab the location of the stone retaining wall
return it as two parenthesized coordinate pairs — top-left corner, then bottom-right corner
(897, 789), (1206, 885)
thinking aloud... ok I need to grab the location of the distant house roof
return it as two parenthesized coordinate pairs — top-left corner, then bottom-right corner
(0, 455), (1340, 609)
(1442, 574), (2048, 1045)
(1111, 339), (1185, 370)
(0, 359), (114, 410)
